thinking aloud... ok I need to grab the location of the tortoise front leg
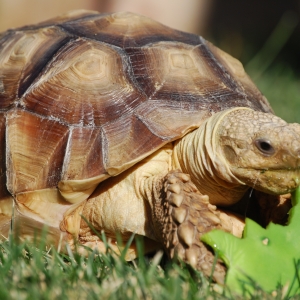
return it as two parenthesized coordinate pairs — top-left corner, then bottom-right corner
(151, 170), (240, 283)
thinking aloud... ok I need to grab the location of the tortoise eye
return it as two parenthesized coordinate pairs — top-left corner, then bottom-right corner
(255, 138), (275, 156)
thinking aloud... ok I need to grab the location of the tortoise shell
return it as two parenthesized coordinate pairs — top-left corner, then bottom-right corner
(0, 10), (272, 205)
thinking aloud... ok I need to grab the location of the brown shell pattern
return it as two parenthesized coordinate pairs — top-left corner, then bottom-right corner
(0, 10), (272, 200)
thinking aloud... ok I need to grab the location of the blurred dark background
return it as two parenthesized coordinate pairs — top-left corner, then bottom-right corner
(0, 0), (299, 121)
(206, 1), (300, 123)
(207, 0), (300, 73)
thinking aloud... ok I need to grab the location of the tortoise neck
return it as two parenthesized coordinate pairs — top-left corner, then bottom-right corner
(173, 108), (249, 206)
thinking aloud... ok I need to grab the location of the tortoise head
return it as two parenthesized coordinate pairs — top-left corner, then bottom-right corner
(218, 108), (300, 195)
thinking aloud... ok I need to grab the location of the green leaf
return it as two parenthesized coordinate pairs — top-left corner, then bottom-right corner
(202, 187), (300, 296)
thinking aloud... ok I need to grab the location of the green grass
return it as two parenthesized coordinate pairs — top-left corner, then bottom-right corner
(2, 222), (300, 300)
(0, 236), (225, 300)
(0, 235), (294, 300)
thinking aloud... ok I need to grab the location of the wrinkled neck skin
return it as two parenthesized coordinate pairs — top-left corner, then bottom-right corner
(173, 108), (250, 206)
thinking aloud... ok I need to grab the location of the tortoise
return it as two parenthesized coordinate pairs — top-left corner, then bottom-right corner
(0, 10), (299, 282)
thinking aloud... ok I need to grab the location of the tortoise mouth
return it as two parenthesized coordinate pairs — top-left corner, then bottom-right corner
(234, 166), (300, 195)
(252, 168), (300, 194)
(254, 167), (300, 173)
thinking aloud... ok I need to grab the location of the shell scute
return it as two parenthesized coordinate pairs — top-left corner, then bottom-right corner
(60, 12), (201, 48)
(0, 27), (70, 109)
(127, 41), (250, 110)
(20, 38), (146, 126)
(15, 10), (100, 32)
(62, 127), (104, 181)
(6, 109), (69, 194)
(206, 41), (273, 113)
(102, 113), (165, 175)
(134, 101), (209, 140)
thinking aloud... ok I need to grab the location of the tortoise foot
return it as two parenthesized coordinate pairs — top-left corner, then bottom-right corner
(158, 170), (226, 283)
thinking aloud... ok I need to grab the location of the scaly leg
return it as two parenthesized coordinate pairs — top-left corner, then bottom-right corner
(151, 170), (242, 283)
